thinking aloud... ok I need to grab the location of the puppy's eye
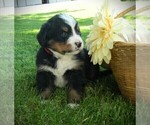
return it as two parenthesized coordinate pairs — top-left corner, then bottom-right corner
(61, 31), (68, 37)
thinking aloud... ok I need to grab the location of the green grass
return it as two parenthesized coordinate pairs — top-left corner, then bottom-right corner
(15, 10), (135, 125)
(0, 16), (14, 125)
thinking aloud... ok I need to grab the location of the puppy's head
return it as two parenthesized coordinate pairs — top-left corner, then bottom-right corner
(37, 14), (84, 54)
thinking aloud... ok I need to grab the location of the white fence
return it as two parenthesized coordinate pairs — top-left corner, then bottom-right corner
(0, 0), (72, 7)
(0, 0), (14, 7)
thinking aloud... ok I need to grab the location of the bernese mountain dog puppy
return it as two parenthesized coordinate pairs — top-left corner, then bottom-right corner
(36, 14), (99, 107)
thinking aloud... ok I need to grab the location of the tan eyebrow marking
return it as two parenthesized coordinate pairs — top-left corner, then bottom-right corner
(62, 26), (68, 32)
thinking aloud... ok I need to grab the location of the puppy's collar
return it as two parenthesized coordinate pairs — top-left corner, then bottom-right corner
(44, 48), (53, 55)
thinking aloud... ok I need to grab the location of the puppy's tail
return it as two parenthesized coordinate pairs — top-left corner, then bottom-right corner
(85, 62), (112, 81)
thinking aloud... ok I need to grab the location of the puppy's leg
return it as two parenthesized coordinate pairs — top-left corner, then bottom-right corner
(65, 70), (85, 105)
(36, 71), (55, 100)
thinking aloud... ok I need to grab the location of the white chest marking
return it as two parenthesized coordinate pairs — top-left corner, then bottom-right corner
(54, 55), (80, 87)
(38, 55), (82, 88)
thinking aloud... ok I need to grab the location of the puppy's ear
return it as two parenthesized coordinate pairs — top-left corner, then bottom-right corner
(37, 22), (52, 47)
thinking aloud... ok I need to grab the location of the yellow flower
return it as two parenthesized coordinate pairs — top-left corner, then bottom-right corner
(86, 1), (133, 65)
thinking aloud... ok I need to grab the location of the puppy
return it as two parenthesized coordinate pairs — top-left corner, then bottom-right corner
(36, 14), (99, 106)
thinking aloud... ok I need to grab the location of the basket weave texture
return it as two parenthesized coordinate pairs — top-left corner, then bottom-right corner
(110, 42), (150, 103)
(110, 42), (136, 103)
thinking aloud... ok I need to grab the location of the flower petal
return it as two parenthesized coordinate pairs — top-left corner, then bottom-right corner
(107, 50), (111, 60)
(102, 47), (109, 56)
(106, 40), (113, 49)
(113, 34), (125, 42)
(103, 56), (110, 64)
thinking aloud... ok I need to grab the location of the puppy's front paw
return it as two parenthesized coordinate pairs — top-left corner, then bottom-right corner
(40, 88), (52, 100)
(67, 89), (82, 104)
(67, 103), (79, 109)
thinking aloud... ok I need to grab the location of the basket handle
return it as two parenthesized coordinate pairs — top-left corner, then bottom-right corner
(136, 5), (150, 14)
(115, 5), (135, 19)
(115, 5), (150, 19)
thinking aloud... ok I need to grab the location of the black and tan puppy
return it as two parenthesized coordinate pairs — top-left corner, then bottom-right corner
(36, 14), (99, 107)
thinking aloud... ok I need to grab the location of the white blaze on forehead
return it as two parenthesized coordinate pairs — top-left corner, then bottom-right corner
(59, 14), (84, 53)
(59, 14), (76, 26)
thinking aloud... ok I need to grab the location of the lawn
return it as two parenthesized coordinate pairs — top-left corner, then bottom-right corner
(15, 10), (135, 125)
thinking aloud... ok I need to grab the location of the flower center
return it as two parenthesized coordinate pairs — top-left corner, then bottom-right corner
(99, 17), (113, 40)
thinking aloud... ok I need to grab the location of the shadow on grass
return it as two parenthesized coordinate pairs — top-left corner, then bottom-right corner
(16, 9), (86, 20)
(87, 73), (121, 95)
(17, 10), (67, 17)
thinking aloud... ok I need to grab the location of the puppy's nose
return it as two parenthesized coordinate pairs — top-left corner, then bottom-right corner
(75, 42), (82, 48)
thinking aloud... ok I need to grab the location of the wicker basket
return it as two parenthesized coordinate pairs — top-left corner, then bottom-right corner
(110, 42), (136, 103)
(110, 42), (150, 103)
(107, 5), (150, 103)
